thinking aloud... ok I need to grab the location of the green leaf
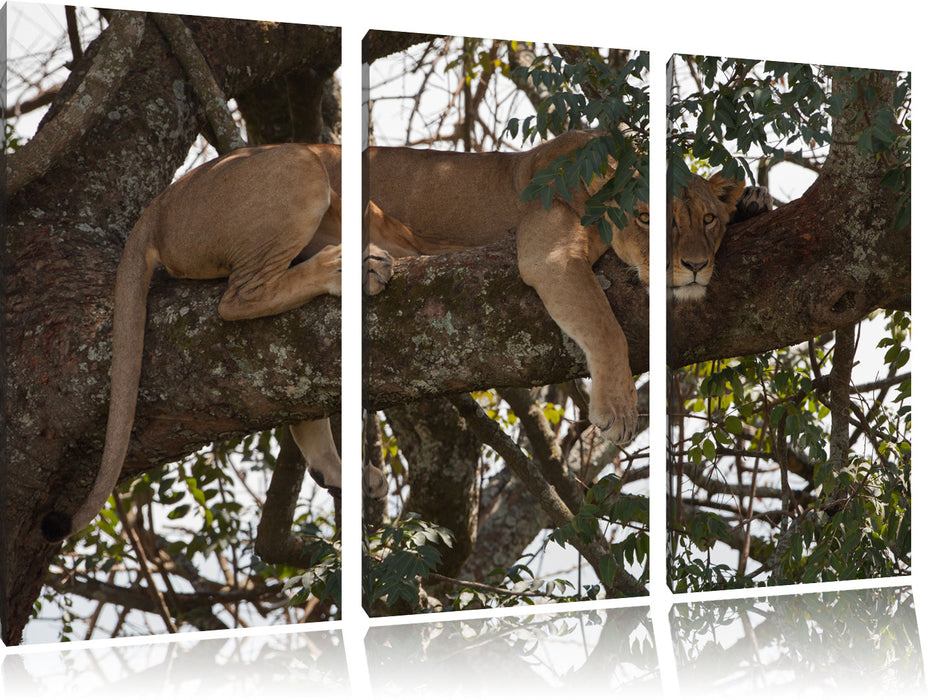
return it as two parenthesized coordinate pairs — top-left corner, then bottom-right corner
(598, 553), (617, 588)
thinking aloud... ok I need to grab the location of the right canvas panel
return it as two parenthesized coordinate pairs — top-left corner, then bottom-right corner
(666, 56), (911, 592)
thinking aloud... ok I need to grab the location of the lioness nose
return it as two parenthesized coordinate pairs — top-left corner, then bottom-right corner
(681, 259), (708, 273)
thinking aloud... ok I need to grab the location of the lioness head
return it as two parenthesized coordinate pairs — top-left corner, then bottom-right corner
(668, 172), (745, 301)
(611, 200), (650, 286)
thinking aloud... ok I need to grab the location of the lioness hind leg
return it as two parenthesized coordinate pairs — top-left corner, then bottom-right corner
(289, 418), (388, 498)
(219, 244), (342, 321)
(290, 418), (342, 495)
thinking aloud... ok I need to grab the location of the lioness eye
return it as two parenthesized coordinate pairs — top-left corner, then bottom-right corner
(639, 213), (649, 224)
(703, 213), (716, 224)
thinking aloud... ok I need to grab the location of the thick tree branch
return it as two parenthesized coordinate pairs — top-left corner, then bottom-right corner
(385, 398), (481, 576)
(460, 470), (550, 582)
(667, 191), (908, 369)
(6, 11), (145, 196)
(499, 387), (584, 513)
(256, 428), (329, 569)
(669, 71), (908, 369)
(363, 31), (439, 63)
(829, 324), (857, 469)
(365, 239), (649, 410)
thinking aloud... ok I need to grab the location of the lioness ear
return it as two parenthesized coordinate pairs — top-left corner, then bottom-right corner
(709, 172), (746, 208)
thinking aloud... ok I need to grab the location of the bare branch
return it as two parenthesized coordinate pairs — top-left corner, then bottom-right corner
(65, 6), (83, 64)
(451, 394), (646, 597)
(499, 387), (584, 513)
(112, 492), (178, 633)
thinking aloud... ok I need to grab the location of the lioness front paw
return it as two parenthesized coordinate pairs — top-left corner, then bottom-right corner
(730, 185), (773, 223)
(589, 380), (640, 446)
(364, 244), (393, 295)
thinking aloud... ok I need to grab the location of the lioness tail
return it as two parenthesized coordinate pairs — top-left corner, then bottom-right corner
(41, 219), (158, 541)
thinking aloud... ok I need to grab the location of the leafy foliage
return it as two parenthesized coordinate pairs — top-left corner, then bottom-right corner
(507, 49), (648, 243)
(364, 514), (454, 610)
(668, 57), (910, 221)
(41, 430), (338, 640)
(551, 475), (649, 590)
(669, 315), (911, 590)
(283, 538), (341, 608)
(5, 122), (24, 153)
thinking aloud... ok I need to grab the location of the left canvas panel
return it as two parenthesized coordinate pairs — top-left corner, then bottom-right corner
(3, 4), (344, 645)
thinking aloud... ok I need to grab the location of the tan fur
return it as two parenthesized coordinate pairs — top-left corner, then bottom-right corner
(365, 130), (649, 444)
(41, 143), (392, 541)
(668, 172), (745, 301)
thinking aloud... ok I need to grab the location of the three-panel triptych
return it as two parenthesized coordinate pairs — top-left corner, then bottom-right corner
(3, 3), (913, 679)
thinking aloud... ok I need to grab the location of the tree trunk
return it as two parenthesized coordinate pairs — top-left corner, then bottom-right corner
(385, 398), (481, 576)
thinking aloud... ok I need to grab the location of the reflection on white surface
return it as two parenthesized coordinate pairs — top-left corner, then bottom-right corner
(0, 586), (925, 699)
(673, 586), (924, 696)
(1, 629), (349, 699)
(365, 606), (659, 697)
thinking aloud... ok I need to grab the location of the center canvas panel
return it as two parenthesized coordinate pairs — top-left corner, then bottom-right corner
(362, 33), (650, 614)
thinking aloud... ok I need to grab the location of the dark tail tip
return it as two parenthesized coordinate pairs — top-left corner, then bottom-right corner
(41, 511), (72, 542)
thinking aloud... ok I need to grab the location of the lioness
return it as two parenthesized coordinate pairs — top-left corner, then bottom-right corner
(365, 130), (649, 445)
(41, 143), (369, 542)
(668, 172), (746, 301)
(42, 132), (648, 542)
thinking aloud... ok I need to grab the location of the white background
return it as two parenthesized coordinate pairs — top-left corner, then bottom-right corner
(3, 0), (930, 697)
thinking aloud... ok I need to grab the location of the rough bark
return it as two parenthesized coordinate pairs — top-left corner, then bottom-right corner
(460, 470), (550, 583)
(3, 13), (341, 645)
(365, 242), (650, 411)
(5, 11), (146, 196)
(363, 31), (438, 63)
